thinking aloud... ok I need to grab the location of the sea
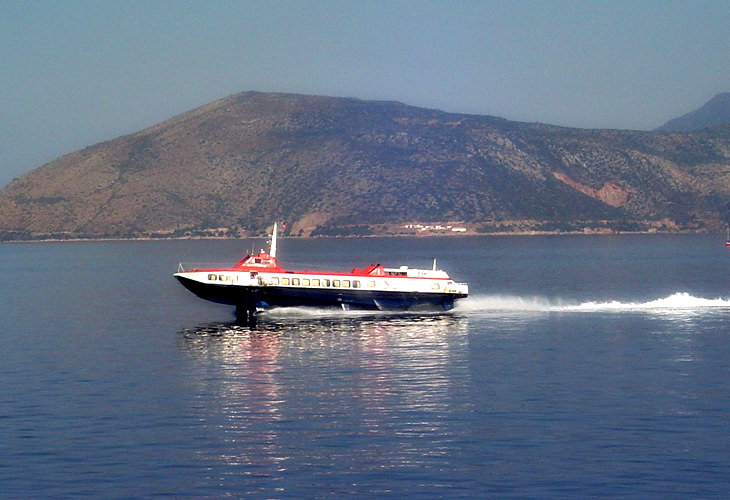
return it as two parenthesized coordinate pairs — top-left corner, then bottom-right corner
(1, 234), (729, 498)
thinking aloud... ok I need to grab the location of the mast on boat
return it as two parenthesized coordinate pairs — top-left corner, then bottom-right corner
(270, 222), (278, 258)
(725, 201), (730, 247)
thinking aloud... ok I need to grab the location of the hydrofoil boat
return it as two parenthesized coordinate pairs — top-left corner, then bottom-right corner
(174, 224), (469, 320)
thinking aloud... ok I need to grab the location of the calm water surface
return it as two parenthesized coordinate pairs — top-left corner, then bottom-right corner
(1, 234), (729, 498)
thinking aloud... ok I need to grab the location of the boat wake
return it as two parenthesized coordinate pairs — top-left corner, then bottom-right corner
(456, 292), (730, 314)
(257, 292), (730, 318)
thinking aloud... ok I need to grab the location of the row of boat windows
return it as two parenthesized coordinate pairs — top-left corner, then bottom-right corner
(206, 273), (367, 288)
(207, 273), (443, 291)
(209, 274), (234, 282)
(268, 277), (366, 288)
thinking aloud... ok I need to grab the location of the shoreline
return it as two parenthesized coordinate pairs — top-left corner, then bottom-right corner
(0, 228), (720, 244)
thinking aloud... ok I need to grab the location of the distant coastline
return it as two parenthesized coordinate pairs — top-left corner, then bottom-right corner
(0, 224), (719, 244)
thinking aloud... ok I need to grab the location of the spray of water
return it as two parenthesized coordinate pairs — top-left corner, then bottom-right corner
(454, 292), (730, 314)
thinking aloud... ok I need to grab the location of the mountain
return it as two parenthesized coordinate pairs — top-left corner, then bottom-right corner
(655, 92), (730, 132)
(1, 91), (730, 240)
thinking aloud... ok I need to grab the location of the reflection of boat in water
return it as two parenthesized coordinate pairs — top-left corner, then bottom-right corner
(177, 312), (469, 476)
(179, 313), (468, 359)
(175, 224), (469, 320)
(180, 313), (468, 349)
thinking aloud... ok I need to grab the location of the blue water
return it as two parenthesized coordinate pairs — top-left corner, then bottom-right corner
(1, 234), (729, 498)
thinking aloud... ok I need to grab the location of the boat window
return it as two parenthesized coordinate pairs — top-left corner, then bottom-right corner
(219, 274), (229, 281)
(432, 282), (440, 290)
(323, 279), (330, 287)
(367, 281), (376, 287)
(282, 277), (290, 285)
(271, 277), (280, 285)
(292, 278), (300, 286)
(302, 278), (310, 286)
(312, 279), (320, 286)
(342, 280), (350, 288)
(353, 280), (361, 288)
(332, 280), (341, 287)
(208, 274), (217, 281)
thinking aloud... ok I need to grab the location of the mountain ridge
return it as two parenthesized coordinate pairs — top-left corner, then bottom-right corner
(655, 92), (730, 132)
(1, 91), (730, 240)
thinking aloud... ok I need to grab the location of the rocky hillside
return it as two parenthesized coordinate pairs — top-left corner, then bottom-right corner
(656, 92), (730, 132)
(1, 91), (730, 240)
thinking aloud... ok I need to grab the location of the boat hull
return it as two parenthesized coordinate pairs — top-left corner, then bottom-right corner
(175, 275), (465, 312)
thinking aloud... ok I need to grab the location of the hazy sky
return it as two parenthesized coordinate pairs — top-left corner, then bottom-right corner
(2, 0), (730, 187)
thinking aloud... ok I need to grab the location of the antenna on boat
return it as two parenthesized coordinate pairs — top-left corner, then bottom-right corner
(432, 258), (437, 271)
(270, 222), (278, 258)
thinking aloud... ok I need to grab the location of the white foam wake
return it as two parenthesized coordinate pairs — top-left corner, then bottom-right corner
(456, 292), (730, 314)
(561, 292), (730, 312)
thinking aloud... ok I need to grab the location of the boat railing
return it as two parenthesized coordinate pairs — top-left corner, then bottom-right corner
(177, 262), (233, 273)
